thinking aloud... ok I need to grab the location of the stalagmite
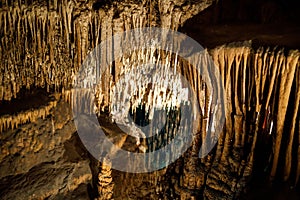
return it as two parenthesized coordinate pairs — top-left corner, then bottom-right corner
(1, 1), (300, 199)
(96, 158), (114, 200)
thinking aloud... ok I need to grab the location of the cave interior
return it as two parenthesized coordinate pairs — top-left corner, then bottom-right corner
(0, 0), (300, 199)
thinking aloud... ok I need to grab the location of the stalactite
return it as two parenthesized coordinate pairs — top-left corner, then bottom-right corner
(0, 96), (58, 133)
(0, 1), (81, 101)
(202, 42), (298, 198)
(1, 2), (300, 198)
(0, 0), (210, 102)
(284, 66), (300, 182)
(265, 50), (280, 109)
(210, 43), (253, 162)
(270, 50), (299, 180)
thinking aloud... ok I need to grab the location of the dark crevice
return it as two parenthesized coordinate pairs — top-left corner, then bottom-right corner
(0, 87), (52, 116)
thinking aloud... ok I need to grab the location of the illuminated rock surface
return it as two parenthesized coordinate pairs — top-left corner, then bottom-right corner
(0, 0), (300, 199)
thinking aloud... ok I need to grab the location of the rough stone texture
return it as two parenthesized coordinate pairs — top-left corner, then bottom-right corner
(1, 43), (299, 200)
(0, 0), (300, 200)
(0, 99), (92, 199)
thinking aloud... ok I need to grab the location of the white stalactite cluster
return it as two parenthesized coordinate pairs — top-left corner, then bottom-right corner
(106, 47), (196, 149)
(109, 48), (189, 122)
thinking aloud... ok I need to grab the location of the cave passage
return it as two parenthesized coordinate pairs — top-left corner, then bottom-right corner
(0, 0), (299, 199)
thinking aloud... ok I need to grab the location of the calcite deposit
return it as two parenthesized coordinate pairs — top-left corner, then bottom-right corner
(0, 0), (299, 199)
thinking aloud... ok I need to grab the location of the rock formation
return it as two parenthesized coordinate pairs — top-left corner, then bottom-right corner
(0, 0), (299, 199)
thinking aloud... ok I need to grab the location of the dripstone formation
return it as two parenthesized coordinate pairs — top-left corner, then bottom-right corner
(0, 0), (299, 199)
